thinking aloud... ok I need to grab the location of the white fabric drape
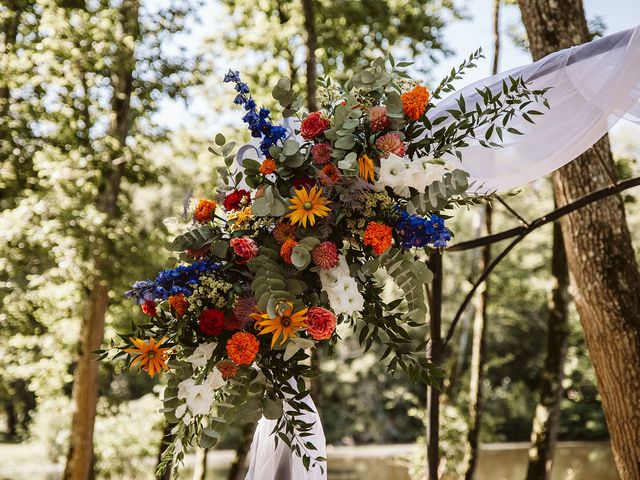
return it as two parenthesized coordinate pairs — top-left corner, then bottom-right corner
(432, 25), (640, 192)
(244, 381), (326, 480)
(241, 26), (640, 480)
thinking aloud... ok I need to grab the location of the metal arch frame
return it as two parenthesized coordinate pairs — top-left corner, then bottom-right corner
(425, 175), (640, 479)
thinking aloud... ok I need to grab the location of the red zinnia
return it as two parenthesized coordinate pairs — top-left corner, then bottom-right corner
(199, 308), (225, 336)
(300, 111), (330, 140)
(223, 189), (251, 211)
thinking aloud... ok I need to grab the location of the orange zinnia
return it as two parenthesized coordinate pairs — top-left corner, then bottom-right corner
(194, 199), (217, 223)
(401, 85), (430, 121)
(259, 158), (277, 175)
(280, 238), (298, 264)
(363, 221), (393, 255)
(124, 337), (172, 378)
(168, 294), (189, 317)
(226, 332), (260, 365)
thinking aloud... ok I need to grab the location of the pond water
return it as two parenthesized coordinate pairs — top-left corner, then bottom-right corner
(0, 441), (618, 480)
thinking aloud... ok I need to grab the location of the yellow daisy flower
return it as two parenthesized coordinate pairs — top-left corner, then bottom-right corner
(124, 337), (172, 378)
(358, 154), (375, 183)
(250, 302), (308, 348)
(287, 186), (331, 228)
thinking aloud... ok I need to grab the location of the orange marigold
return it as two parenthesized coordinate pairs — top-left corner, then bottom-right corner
(318, 163), (341, 187)
(280, 238), (299, 264)
(259, 158), (277, 175)
(363, 221), (393, 255)
(401, 85), (430, 121)
(168, 294), (189, 317)
(216, 359), (238, 379)
(226, 332), (260, 365)
(272, 221), (297, 244)
(194, 198), (217, 223)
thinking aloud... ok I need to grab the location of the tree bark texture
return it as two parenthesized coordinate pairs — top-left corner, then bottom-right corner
(463, 205), (492, 480)
(63, 2), (139, 479)
(526, 220), (571, 480)
(301, 0), (318, 111)
(518, 2), (640, 478)
(227, 421), (256, 480)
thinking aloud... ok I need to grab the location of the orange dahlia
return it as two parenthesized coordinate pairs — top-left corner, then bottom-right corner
(401, 85), (430, 120)
(272, 221), (297, 244)
(216, 359), (239, 379)
(226, 332), (260, 365)
(363, 221), (393, 255)
(168, 294), (189, 317)
(194, 198), (217, 223)
(280, 238), (299, 264)
(259, 158), (277, 175)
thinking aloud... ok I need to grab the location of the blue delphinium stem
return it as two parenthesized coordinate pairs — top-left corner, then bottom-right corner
(223, 69), (287, 156)
(394, 207), (452, 248)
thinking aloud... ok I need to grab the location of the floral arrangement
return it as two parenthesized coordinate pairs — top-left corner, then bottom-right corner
(108, 53), (547, 477)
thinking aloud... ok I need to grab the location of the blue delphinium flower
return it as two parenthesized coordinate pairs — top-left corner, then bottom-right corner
(125, 259), (221, 304)
(395, 207), (451, 248)
(223, 69), (286, 157)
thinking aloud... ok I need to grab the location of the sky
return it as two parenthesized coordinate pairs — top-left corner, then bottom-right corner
(156, 0), (640, 152)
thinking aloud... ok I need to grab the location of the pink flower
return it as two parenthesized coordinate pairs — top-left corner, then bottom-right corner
(312, 241), (340, 270)
(306, 307), (337, 340)
(311, 143), (332, 165)
(230, 237), (258, 264)
(300, 112), (330, 140)
(368, 106), (389, 133)
(375, 132), (406, 158)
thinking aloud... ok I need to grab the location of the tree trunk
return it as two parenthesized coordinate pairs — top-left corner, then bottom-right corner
(526, 219), (570, 480)
(518, 2), (640, 478)
(301, 0), (318, 111)
(63, 3), (139, 479)
(193, 447), (209, 480)
(227, 421), (256, 480)
(463, 204), (492, 480)
(156, 422), (175, 480)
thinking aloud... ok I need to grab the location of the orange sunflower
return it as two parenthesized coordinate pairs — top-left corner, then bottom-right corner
(251, 302), (308, 348)
(124, 337), (172, 378)
(286, 186), (331, 228)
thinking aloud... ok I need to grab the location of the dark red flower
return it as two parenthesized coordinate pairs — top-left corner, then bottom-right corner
(300, 112), (330, 140)
(198, 308), (225, 336)
(223, 189), (251, 211)
(293, 177), (316, 190)
(141, 300), (157, 317)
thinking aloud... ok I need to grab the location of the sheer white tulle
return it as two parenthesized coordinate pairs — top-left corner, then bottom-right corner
(241, 26), (640, 480)
(430, 25), (640, 192)
(244, 381), (326, 480)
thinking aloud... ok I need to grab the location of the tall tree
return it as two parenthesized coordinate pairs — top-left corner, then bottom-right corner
(526, 219), (571, 479)
(63, 2), (140, 477)
(463, 2), (500, 477)
(518, 1), (640, 478)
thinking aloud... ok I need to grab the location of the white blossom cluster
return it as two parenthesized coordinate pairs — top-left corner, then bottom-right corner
(175, 343), (226, 418)
(375, 153), (448, 197)
(319, 256), (365, 315)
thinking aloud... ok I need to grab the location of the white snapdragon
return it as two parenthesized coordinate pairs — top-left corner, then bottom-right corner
(319, 256), (365, 315)
(376, 153), (448, 197)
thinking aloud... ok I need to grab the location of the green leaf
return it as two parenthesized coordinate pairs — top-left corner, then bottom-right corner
(215, 133), (226, 146)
